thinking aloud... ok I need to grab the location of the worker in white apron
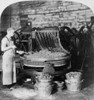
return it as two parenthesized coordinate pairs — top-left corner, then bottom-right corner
(1, 28), (16, 88)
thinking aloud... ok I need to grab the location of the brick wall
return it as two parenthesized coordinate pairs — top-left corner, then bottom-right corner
(1, 1), (94, 31)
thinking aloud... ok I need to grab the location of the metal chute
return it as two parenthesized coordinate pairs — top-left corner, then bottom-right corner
(35, 27), (67, 53)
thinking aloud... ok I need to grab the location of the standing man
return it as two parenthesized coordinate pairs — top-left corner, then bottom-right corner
(1, 28), (16, 89)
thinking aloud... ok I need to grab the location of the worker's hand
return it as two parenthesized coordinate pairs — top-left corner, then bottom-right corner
(11, 45), (16, 49)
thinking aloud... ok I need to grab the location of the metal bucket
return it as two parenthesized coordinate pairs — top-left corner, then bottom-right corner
(65, 72), (82, 92)
(37, 79), (52, 97)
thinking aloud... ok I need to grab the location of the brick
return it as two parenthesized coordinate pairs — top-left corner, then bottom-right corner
(9, 1), (94, 30)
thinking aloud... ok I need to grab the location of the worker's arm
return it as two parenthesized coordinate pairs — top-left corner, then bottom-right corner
(1, 38), (16, 52)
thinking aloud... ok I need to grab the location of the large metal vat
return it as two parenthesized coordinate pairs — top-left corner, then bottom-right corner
(21, 27), (71, 76)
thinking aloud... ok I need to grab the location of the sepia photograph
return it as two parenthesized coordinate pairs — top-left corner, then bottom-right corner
(0, 0), (94, 100)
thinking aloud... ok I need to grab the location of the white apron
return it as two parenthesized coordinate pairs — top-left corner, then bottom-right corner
(2, 37), (16, 85)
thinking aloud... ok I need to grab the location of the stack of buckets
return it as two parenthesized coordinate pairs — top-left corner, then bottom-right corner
(65, 72), (82, 92)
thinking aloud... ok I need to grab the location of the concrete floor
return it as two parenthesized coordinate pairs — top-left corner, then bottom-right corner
(0, 55), (94, 100)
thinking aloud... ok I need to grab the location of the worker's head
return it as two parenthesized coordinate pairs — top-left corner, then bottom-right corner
(7, 28), (15, 37)
(83, 26), (88, 34)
